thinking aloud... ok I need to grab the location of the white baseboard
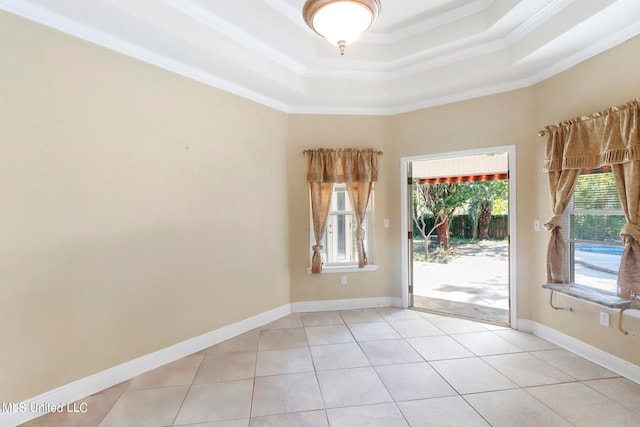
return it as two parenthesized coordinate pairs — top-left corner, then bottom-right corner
(291, 297), (402, 312)
(25, 302), (633, 426)
(517, 318), (640, 385)
(1, 304), (292, 427)
(3, 297), (403, 427)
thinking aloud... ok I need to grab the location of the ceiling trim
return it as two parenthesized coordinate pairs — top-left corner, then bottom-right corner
(302, 37), (509, 81)
(389, 38), (507, 80)
(385, 16), (640, 116)
(360, 0), (491, 44)
(383, 77), (533, 116)
(504, 0), (574, 45)
(0, 0), (291, 112)
(257, 0), (577, 82)
(267, 0), (492, 45)
(524, 17), (640, 90)
(162, 0), (307, 75)
(2, 0), (639, 116)
(264, 0), (310, 33)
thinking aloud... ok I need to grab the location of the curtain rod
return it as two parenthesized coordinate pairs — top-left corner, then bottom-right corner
(302, 149), (383, 155)
(537, 97), (639, 137)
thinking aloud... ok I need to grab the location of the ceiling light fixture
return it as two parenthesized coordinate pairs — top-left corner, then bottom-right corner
(303, 0), (381, 56)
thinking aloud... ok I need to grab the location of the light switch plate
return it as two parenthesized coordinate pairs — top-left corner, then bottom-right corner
(600, 311), (610, 327)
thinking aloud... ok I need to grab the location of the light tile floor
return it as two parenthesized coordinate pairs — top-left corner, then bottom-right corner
(21, 308), (640, 427)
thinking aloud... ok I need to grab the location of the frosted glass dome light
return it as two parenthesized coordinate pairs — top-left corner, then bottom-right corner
(303, 0), (381, 55)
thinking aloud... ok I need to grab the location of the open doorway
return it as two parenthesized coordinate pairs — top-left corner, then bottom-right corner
(401, 146), (517, 326)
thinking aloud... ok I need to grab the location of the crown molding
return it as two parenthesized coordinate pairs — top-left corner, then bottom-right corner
(525, 17), (640, 88)
(386, 77), (533, 115)
(504, 0), (574, 45)
(303, 37), (508, 81)
(366, 0), (491, 44)
(162, 0), (307, 75)
(268, 0), (493, 45)
(2, 0), (639, 116)
(265, 0), (311, 32)
(0, 0), (292, 113)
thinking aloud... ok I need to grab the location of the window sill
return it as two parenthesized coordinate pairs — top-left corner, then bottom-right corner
(306, 265), (379, 274)
(542, 283), (640, 318)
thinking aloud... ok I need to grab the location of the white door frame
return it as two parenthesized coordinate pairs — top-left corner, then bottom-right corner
(400, 145), (518, 328)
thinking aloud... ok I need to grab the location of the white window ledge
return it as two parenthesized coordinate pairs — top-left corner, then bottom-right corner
(627, 310), (640, 319)
(542, 283), (640, 319)
(306, 265), (379, 274)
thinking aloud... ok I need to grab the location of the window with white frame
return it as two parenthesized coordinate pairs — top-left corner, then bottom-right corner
(563, 168), (625, 294)
(315, 184), (373, 267)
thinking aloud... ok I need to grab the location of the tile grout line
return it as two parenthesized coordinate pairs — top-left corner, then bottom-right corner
(169, 352), (207, 427)
(374, 308), (444, 427)
(403, 311), (497, 425)
(372, 309), (413, 426)
(247, 328), (260, 424)
(407, 309), (538, 425)
(517, 384), (578, 426)
(96, 379), (131, 427)
(300, 313), (331, 426)
(21, 308), (638, 426)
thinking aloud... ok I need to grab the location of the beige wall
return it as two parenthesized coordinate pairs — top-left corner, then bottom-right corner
(3, 8), (640, 403)
(388, 89), (537, 320)
(530, 35), (640, 365)
(287, 115), (396, 301)
(286, 89), (538, 321)
(0, 12), (290, 401)
(288, 36), (640, 366)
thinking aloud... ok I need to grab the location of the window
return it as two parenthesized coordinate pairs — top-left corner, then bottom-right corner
(564, 168), (625, 294)
(315, 184), (373, 267)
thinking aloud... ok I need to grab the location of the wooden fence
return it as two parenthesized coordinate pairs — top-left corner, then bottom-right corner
(415, 214), (508, 240)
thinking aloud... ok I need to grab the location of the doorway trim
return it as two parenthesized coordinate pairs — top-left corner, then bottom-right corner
(400, 145), (518, 327)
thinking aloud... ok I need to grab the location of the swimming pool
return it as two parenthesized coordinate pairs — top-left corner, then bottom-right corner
(576, 245), (624, 255)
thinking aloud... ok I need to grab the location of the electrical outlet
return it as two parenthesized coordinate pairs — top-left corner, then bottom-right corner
(599, 311), (610, 327)
(341, 275), (347, 285)
(384, 219), (390, 228)
(534, 220), (541, 232)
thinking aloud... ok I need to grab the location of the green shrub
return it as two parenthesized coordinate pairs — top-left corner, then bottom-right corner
(427, 246), (457, 264)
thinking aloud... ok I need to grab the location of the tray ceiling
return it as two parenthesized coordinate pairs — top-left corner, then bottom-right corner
(2, 0), (639, 114)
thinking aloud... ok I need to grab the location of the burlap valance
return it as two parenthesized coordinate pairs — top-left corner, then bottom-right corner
(542, 98), (640, 300)
(543, 98), (640, 172)
(304, 148), (380, 273)
(305, 148), (379, 183)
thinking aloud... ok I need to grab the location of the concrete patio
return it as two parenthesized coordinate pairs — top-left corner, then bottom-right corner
(412, 240), (510, 324)
(412, 240), (623, 325)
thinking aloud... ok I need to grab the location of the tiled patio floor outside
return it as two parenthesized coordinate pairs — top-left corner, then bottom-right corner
(21, 308), (640, 427)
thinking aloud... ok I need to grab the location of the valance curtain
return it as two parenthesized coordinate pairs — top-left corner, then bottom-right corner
(305, 148), (379, 274)
(543, 98), (640, 299)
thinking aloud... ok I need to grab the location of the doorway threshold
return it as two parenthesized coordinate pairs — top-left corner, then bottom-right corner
(413, 295), (509, 326)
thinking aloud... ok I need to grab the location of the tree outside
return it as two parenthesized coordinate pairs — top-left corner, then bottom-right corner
(413, 182), (467, 257)
(412, 179), (508, 262)
(465, 180), (508, 240)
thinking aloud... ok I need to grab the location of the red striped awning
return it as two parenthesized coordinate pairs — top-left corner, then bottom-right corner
(417, 173), (508, 184)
